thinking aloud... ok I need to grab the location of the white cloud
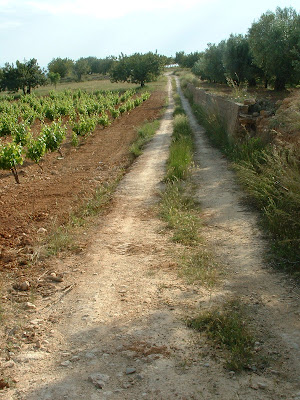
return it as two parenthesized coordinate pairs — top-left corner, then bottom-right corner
(0, 20), (21, 28)
(25, 0), (208, 19)
(0, 0), (12, 5)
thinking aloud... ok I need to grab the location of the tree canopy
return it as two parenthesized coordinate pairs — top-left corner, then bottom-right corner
(248, 7), (300, 90)
(83, 56), (116, 74)
(48, 57), (74, 78)
(74, 58), (90, 81)
(222, 34), (258, 86)
(192, 42), (226, 84)
(0, 58), (46, 94)
(175, 51), (202, 68)
(110, 52), (165, 87)
(48, 71), (61, 88)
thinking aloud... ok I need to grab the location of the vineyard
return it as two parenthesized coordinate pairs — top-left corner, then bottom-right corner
(0, 85), (165, 273)
(0, 88), (150, 183)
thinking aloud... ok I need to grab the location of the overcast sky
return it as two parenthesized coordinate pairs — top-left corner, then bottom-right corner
(0, 0), (297, 68)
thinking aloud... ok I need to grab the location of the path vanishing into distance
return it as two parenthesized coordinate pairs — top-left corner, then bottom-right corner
(1, 75), (300, 400)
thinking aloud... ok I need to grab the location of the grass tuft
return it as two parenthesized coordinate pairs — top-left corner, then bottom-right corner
(166, 137), (193, 182)
(187, 300), (256, 371)
(159, 86), (220, 286)
(160, 182), (200, 246)
(45, 174), (123, 257)
(130, 120), (160, 157)
(46, 225), (75, 256)
(165, 114), (194, 182)
(179, 248), (220, 286)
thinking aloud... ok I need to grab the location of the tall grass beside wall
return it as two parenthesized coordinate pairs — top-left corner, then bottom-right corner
(183, 84), (300, 275)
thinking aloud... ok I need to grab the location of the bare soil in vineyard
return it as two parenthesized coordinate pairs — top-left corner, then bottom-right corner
(0, 90), (165, 273)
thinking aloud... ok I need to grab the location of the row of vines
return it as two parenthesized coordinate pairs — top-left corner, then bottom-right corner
(0, 88), (150, 183)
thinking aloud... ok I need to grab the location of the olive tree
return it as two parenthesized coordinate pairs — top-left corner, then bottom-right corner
(74, 58), (90, 81)
(0, 59), (46, 94)
(110, 52), (164, 87)
(192, 42), (226, 84)
(248, 7), (300, 90)
(48, 57), (74, 78)
(223, 34), (258, 86)
(48, 71), (61, 88)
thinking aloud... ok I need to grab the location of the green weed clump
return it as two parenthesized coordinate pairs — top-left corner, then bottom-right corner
(235, 148), (300, 271)
(179, 73), (200, 90)
(160, 182), (199, 245)
(46, 225), (75, 256)
(187, 301), (255, 371)
(130, 120), (160, 157)
(166, 137), (193, 181)
(162, 109), (197, 242)
(187, 93), (300, 275)
(166, 114), (194, 182)
(172, 93), (185, 117)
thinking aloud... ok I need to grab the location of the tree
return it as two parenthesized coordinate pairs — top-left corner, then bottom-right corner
(192, 42), (226, 84)
(16, 59), (47, 94)
(48, 57), (74, 78)
(175, 51), (201, 68)
(110, 52), (164, 87)
(0, 63), (20, 92)
(223, 34), (258, 86)
(83, 56), (116, 74)
(248, 7), (300, 90)
(0, 59), (46, 94)
(73, 58), (90, 81)
(48, 71), (60, 88)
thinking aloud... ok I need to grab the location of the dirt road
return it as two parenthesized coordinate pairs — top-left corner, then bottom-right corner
(1, 75), (300, 400)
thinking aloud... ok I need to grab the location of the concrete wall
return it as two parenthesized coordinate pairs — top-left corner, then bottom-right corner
(187, 83), (242, 138)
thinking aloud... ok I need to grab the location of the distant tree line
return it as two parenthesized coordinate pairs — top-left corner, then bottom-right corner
(0, 52), (169, 94)
(47, 56), (117, 81)
(176, 7), (300, 90)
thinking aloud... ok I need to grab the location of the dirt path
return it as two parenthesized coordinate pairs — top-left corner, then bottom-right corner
(1, 76), (300, 400)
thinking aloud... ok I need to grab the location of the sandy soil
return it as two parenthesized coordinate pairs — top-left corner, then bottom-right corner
(0, 75), (299, 400)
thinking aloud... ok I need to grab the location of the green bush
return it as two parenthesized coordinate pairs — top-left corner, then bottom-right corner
(26, 135), (46, 165)
(0, 142), (23, 183)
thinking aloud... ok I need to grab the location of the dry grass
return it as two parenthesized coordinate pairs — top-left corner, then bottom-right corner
(187, 300), (257, 371)
(185, 85), (300, 275)
(0, 75), (167, 99)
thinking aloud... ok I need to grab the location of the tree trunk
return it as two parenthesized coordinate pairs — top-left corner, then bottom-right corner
(274, 77), (286, 91)
(11, 167), (20, 184)
(248, 78), (256, 87)
(264, 79), (268, 89)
